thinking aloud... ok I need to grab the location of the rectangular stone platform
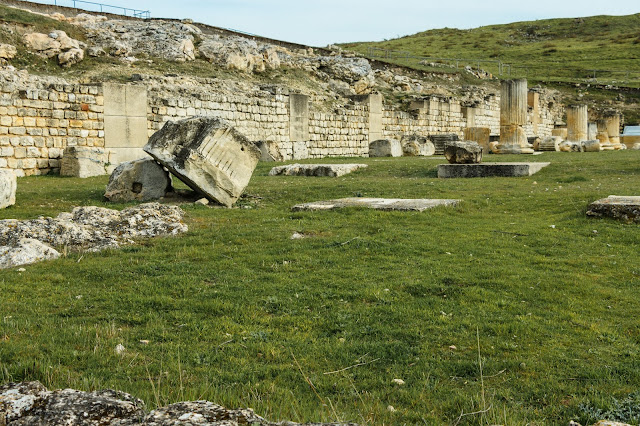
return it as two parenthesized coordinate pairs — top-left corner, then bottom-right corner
(586, 196), (640, 223)
(292, 198), (461, 212)
(438, 162), (550, 178)
(269, 163), (367, 177)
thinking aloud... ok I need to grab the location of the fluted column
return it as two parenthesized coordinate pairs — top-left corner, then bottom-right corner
(566, 105), (588, 142)
(603, 112), (622, 150)
(496, 79), (533, 154)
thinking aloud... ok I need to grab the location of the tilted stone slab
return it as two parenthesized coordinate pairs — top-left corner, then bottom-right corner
(586, 196), (640, 223)
(438, 162), (550, 178)
(292, 197), (461, 212)
(0, 169), (16, 209)
(269, 163), (368, 177)
(143, 117), (261, 207)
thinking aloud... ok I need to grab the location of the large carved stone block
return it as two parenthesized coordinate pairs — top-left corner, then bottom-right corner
(444, 141), (482, 164)
(368, 139), (402, 157)
(143, 117), (261, 207)
(60, 147), (116, 178)
(0, 169), (16, 209)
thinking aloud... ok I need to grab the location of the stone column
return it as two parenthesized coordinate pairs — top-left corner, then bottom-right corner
(596, 119), (610, 145)
(496, 79), (533, 154)
(603, 112), (622, 150)
(289, 94), (309, 159)
(566, 105), (588, 142)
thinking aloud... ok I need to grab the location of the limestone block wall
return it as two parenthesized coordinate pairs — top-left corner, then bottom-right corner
(0, 76), (104, 176)
(308, 104), (370, 157)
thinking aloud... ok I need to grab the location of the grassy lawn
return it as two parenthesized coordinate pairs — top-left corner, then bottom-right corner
(1, 152), (640, 424)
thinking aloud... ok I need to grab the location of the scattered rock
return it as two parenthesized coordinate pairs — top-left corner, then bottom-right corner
(0, 169), (16, 209)
(559, 141), (584, 152)
(87, 46), (106, 57)
(104, 158), (173, 202)
(368, 139), (402, 157)
(0, 381), (358, 425)
(0, 203), (187, 259)
(194, 198), (209, 206)
(58, 48), (84, 67)
(392, 379), (405, 386)
(268, 163), (368, 177)
(144, 117), (261, 208)
(60, 146), (116, 178)
(0, 43), (17, 60)
(23, 31), (85, 66)
(401, 134), (435, 156)
(444, 141), (483, 164)
(0, 238), (60, 269)
(114, 344), (125, 355)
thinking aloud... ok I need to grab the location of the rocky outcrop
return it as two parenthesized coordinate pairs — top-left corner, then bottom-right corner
(0, 381), (357, 425)
(444, 141), (483, 164)
(23, 31), (85, 66)
(0, 169), (16, 209)
(0, 203), (187, 258)
(0, 44), (17, 61)
(0, 238), (60, 269)
(143, 117), (261, 208)
(104, 158), (173, 202)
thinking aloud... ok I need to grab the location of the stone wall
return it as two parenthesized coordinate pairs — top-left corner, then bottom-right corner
(0, 72), (104, 176)
(0, 70), (566, 174)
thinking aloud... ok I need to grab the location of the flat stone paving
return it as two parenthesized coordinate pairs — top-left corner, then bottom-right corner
(269, 163), (368, 177)
(292, 197), (461, 212)
(586, 196), (640, 223)
(438, 162), (550, 178)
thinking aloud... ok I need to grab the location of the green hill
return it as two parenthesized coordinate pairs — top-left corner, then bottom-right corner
(341, 13), (640, 86)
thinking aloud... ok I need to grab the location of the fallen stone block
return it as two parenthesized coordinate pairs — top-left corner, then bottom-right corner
(438, 162), (550, 178)
(104, 158), (172, 202)
(0, 238), (60, 269)
(444, 141), (482, 164)
(559, 141), (584, 152)
(369, 139), (402, 157)
(586, 196), (640, 223)
(401, 134), (435, 156)
(538, 136), (562, 152)
(255, 140), (283, 162)
(269, 163), (368, 177)
(144, 117), (261, 207)
(292, 197), (461, 212)
(583, 140), (602, 152)
(0, 169), (16, 209)
(60, 146), (116, 178)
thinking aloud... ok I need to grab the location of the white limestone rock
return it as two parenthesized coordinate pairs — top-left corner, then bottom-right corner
(0, 43), (17, 60)
(0, 169), (16, 209)
(104, 158), (172, 202)
(143, 117), (261, 207)
(60, 146), (115, 178)
(0, 238), (60, 269)
(401, 135), (436, 156)
(369, 139), (402, 157)
(268, 163), (368, 177)
(444, 141), (483, 164)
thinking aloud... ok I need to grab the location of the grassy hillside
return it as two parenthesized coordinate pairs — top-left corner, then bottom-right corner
(341, 14), (640, 86)
(2, 152), (640, 424)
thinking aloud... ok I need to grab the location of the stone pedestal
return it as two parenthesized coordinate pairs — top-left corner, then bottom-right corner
(566, 105), (588, 143)
(497, 79), (534, 154)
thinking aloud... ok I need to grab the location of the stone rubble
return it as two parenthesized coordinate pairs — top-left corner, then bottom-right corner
(0, 203), (187, 265)
(0, 381), (358, 425)
(23, 30), (86, 67)
(0, 238), (60, 269)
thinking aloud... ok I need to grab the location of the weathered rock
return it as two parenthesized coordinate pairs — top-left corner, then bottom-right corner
(255, 140), (284, 162)
(143, 117), (261, 207)
(0, 381), (358, 425)
(293, 197), (461, 212)
(0, 203), (187, 255)
(632, 143), (640, 150)
(582, 140), (602, 152)
(444, 141), (482, 164)
(23, 32), (60, 57)
(368, 139), (402, 157)
(587, 196), (640, 223)
(0, 238), (60, 269)
(178, 39), (196, 61)
(401, 135), (435, 156)
(0, 43), (17, 60)
(58, 48), (84, 67)
(87, 46), (106, 57)
(438, 162), (550, 178)
(60, 146), (116, 178)
(559, 141), (584, 152)
(269, 163), (368, 177)
(104, 158), (172, 202)
(0, 169), (16, 209)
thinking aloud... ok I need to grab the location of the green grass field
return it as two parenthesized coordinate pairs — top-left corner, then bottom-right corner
(341, 13), (640, 88)
(1, 152), (640, 424)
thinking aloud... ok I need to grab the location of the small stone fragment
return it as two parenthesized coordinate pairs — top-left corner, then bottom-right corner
(392, 379), (405, 386)
(195, 198), (210, 206)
